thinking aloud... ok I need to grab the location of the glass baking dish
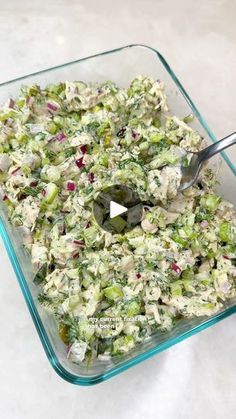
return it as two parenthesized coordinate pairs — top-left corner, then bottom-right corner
(0, 44), (236, 386)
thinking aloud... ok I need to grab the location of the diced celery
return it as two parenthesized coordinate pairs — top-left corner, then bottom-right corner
(127, 300), (141, 317)
(48, 122), (58, 135)
(83, 226), (98, 245)
(43, 183), (59, 204)
(172, 233), (187, 247)
(104, 285), (123, 301)
(183, 114), (194, 123)
(99, 154), (109, 167)
(183, 225), (197, 240)
(21, 165), (31, 176)
(149, 132), (163, 143)
(219, 222), (232, 243)
(200, 194), (221, 212)
(110, 216), (127, 233)
(170, 281), (182, 296)
(153, 117), (161, 128)
(97, 121), (110, 137)
(113, 335), (134, 354)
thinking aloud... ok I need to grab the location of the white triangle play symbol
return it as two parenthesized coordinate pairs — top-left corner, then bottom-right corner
(110, 201), (127, 219)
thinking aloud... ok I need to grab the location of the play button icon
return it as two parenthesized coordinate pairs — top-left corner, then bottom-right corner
(110, 201), (127, 219)
(93, 184), (143, 233)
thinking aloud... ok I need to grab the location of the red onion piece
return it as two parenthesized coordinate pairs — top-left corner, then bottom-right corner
(80, 145), (88, 154)
(29, 180), (38, 187)
(47, 102), (58, 112)
(67, 181), (76, 192)
(12, 167), (20, 176)
(76, 157), (85, 168)
(131, 129), (140, 140)
(8, 98), (15, 109)
(88, 172), (95, 183)
(170, 262), (181, 274)
(56, 131), (67, 141)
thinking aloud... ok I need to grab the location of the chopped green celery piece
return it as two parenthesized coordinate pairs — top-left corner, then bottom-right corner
(153, 117), (161, 128)
(200, 194), (221, 212)
(43, 183), (59, 204)
(27, 85), (40, 96)
(53, 115), (64, 126)
(201, 278), (211, 286)
(139, 141), (149, 151)
(46, 82), (65, 95)
(48, 122), (58, 135)
(0, 110), (17, 122)
(149, 132), (163, 143)
(219, 222), (232, 243)
(16, 98), (25, 108)
(182, 279), (194, 293)
(112, 335), (134, 354)
(172, 233), (187, 247)
(99, 154), (109, 167)
(181, 269), (194, 281)
(97, 121), (110, 137)
(82, 275), (93, 289)
(21, 165), (31, 176)
(68, 295), (80, 310)
(126, 300), (141, 317)
(201, 302), (215, 310)
(42, 157), (50, 165)
(183, 225), (197, 240)
(104, 285), (123, 301)
(109, 216), (127, 233)
(191, 238), (202, 253)
(206, 250), (216, 259)
(92, 105), (102, 113)
(16, 131), (29, 143)
(183, 114), (194, 123)
(170, 281), (182, 296)
(150, 151), (178, 168)
(83, 226), (98, 245)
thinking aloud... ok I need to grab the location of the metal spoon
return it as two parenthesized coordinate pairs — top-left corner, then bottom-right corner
(179, 131), (236, 191)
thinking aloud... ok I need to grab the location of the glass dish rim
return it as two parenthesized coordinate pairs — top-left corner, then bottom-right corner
(0, 44), (236, 386)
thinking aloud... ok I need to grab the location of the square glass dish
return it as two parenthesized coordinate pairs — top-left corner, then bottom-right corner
(0, 44), (236, 386)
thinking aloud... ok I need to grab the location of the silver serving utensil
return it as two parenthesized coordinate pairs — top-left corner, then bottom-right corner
(179, 132), (236, 191)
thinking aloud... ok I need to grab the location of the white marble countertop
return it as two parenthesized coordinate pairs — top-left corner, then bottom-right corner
(0, 1), (235, 418)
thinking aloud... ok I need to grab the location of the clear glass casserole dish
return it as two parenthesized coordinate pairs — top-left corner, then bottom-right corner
(0, 44), (236, 386)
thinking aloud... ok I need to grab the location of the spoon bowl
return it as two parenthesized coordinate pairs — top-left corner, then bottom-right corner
(178, 132), (236, 191)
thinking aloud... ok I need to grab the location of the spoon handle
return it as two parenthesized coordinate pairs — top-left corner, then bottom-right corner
(198, 131), (236, 163)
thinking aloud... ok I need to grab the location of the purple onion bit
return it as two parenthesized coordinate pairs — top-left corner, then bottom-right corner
(67, 181), (76, 192)
(75, 157), (85, 168)
(131, 129), (140, 140)
(88, 172), (95, 183)
(47, 102), (59, 112)
(56, 131), (67, 141)
(80, 145), (88, 154)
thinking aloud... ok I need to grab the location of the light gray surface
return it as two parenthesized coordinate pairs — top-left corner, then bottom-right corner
(0, 1), (235, 418)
